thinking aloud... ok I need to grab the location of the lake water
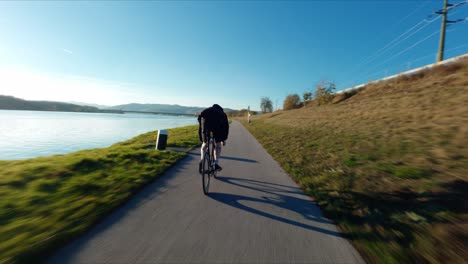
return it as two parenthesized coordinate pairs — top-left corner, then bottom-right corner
(0, 110), (198, 160)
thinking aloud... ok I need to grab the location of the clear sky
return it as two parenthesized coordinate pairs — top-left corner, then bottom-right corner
(0, 1), (467, 111)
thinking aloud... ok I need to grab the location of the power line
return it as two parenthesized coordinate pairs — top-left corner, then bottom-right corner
(341, 13), (443, 83)
(355, 2), (434, 66)
(339, 1), (467, 90)
(407, 43), (468, 64)
(367, 16), (440, 63)
(379, 29), (441, 67)
(349, 43), (468, 89)
(340, 43), (468, 91)
(356, 15), (439, 69)
(339, 19), (438, 86)
(447, 0), (468, 11)
(357, 0), (465, 74)
(337, 2), (435, 78)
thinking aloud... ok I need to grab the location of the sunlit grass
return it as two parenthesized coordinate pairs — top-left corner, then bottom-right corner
(0, 125), (199, 264)
(241, 59), (468, 263)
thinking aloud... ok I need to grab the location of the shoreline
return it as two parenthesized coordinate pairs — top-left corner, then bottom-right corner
(0, 125), (200, 263)
(0, 111), (197, 161)
(0, 108), (196, 117)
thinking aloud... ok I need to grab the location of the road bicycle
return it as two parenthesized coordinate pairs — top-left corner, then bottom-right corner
(201, 130), (217, 194)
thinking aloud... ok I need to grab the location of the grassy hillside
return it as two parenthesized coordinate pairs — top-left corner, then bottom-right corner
(0, 125), (199, 264)
(242, 59), (468, 263)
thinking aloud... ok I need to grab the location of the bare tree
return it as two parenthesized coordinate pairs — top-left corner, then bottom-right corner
(260, 97), (273, 113)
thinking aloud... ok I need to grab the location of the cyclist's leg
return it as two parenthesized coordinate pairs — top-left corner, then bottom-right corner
(199, 118), (208, 173)
(200, 142), (207, 160)
(214, 141), (222, 164)
(200, 117), (208, 161)
(213, 131), (223, 170)
(212, 140), (223, 172)
(213, 130), (224, 162)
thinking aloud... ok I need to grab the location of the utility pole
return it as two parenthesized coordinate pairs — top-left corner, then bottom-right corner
(437, 0), (449, 62)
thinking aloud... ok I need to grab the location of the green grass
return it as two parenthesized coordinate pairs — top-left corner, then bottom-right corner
(0, 125), (199, 264)
(240, 59), (468, 263)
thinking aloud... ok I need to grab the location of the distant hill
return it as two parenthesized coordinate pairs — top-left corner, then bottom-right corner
(0, 95), (122, 114)
(106, 103), (236, 115)
(68, 101), (110, 109)
(0, 95), (237, 115)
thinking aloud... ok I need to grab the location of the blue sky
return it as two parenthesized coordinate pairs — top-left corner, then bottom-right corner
(0, 1), (467, 111)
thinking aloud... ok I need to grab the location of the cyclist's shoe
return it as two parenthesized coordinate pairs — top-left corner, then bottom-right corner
(198, 161), (202, 174)
(215, 164), (223, 172)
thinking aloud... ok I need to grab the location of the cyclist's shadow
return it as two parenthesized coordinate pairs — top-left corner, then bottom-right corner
(208, 176), (342, 237)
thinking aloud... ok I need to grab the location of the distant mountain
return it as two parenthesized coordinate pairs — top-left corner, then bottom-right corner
(0, 95), (237, 115)
(68, 101), (110, 109)
(106, 103), (236, 115)
(0, 95), (122, 114)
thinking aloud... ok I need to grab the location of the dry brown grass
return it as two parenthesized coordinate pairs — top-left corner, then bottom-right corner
(242, 58), (468, 263)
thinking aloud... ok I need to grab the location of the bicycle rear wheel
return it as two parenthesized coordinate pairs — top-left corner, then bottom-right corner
(202, 150), (211, 194)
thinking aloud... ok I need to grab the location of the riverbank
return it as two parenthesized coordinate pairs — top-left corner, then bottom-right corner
(0, 125), (199, 264)
(240, 59), (467, 263)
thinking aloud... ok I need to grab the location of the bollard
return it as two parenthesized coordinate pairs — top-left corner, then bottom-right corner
(155, 130), (168, 150)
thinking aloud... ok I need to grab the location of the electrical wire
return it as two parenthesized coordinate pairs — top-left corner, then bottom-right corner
(374, 29), (441, 69)
(340, 12), (442, 83)
(337, 1), (434, 75)
(338, 1), (467, 90)
(350, 42), (468, 89)
(355, 15), (436, 69)
(405, 44), (467, 64)
(361, 15), (441, 68)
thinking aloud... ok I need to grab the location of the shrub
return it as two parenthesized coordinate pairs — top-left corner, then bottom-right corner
(283, 94), (302, 110)
(303, 92), (313, 106)
(315, 81), (336, 105)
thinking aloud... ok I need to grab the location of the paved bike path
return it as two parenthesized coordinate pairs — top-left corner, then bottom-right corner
(49, 120), (364, 263)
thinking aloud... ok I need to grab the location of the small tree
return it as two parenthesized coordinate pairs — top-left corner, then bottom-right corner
(260, 97), (273, 113)
(283, 94), (302, 110)
(315, 81), (336, 105)
(303, 92), (312, 106)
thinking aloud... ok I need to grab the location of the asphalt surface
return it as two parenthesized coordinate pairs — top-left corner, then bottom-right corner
(48, 121), (364, 264)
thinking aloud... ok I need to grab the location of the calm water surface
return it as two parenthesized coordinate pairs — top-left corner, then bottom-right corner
(0, 110), (197, 160)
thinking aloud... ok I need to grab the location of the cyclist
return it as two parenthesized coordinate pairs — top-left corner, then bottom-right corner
(197, 104), (229, 173)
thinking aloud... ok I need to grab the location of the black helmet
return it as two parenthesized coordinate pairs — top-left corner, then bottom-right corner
(212, 104), (223, 111)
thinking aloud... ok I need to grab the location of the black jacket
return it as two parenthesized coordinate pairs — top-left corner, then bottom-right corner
(198, 106), (229, 142)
